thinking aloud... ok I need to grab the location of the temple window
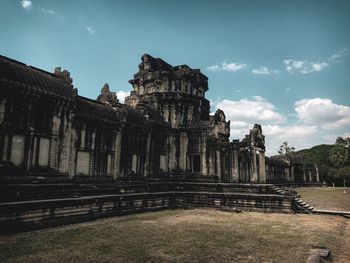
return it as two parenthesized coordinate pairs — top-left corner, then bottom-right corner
(160, 154), (167, 171)
(38, 138), (50, 167)
(10, 135), (25, 166)
(191, 154), (200, 173)
(81, 127), (86, 148)
(131, 154), (138, 173)
(77, 151), (90, 175)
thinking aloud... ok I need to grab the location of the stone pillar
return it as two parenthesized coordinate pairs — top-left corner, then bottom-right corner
(81, 126), (86, 148)
(303, 169), (306, 182)
(208, 148), (215, 176)
(49, 115), (61, 169)
(232, 150), (239, 182)
(113, 131), (122, 178)
(291, 165), (295, 182)
(170, 105), (176, 127)
(308, 170), (312, 182)
(144, 132), (151, 176)
(26, 131), (35, 170)
(168, 135), (177, 170)
(59, 115), (72, 175)
(285, 167), (290, 181)
(2, 134), (8, 161)
(251, 148), (258, 183)
(258, 150), (266, 182)
(68, 124), (76, 178)
(315, 164), (320, 182)
(216, 150), (221, 181)
(179, 132), (188, 170)
(164, 105), (170, 123)
(201, 140), (207, 176)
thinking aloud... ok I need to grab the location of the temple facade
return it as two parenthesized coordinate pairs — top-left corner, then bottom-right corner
(0, 54), (312, 183)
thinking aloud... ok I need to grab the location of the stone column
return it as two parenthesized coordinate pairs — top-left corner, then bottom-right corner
(179, 132), (188, 170)
(251, 148), (258, 183)
(208, 148), (215, 176)
(291, 165), (295, 182)
(49, 115), (61, 169)
(144, 132), (151, 177)
(113, 131), (122, 178)
(308, 170), (312, 182)
(164, 105), (170, 123)
(216, 150), (221, 181)
(68, 124), (76, 178)
(258, 150), (266, 182)
(303, 169), (306, 182)
(231, 150), (239, 182)
(59, 115), (72, 174)
(315, 164), (320, 182)
(201, 140), (208, 176)
(168, 135), (177, 170)
(285, 167), (289, 181)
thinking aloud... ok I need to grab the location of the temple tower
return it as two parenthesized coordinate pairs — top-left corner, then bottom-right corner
(126, 54), (210, 128)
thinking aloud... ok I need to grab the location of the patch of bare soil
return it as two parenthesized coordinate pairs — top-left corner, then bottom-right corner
(333, 219), (350, 263)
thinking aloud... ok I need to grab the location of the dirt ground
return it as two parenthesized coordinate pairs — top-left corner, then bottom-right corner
(296, 187), (350, 211)
(0, 209), (349, 263)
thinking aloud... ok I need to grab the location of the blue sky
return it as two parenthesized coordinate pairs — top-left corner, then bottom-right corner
(1, 0), (349, 155)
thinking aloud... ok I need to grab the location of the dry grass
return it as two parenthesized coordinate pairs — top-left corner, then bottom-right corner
(0, 209), (349, 263)
(296, 187), (350, 211)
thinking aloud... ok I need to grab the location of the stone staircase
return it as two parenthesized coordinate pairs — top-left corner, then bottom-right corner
(293, 197), (314, 213)
(267, 185), (316, 213)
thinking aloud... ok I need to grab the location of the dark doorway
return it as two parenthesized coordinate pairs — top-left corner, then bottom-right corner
(192, 154), (200, 172)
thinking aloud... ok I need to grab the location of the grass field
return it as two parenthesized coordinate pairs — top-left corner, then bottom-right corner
(296, 187), (350, 211)
(0, 209), (349, 263)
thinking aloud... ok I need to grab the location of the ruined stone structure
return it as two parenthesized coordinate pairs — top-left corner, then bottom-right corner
(0, 54), (311, 183)
(0, 54), (322, 233)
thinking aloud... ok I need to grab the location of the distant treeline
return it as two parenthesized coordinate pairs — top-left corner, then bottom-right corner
(296, 137), (350, 186)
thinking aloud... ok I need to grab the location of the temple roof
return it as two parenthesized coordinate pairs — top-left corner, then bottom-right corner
(76, 96), (123, 126)
(265, 156), (289, 167)
(0, 55), (75, 99)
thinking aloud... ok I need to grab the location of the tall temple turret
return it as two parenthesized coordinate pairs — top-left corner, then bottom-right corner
(126, 54), (210, 128)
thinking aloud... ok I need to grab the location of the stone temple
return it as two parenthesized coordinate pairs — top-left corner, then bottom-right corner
(0, 53), (313, 182)
(0, 54), (320, 233)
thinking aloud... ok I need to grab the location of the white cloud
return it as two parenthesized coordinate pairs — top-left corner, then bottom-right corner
(294, 98), (350, 130)
(86, 26), (95, 35)
(39, 7), (55, 15)
(216, 96), (286, 125)
(311, 62), (328, 72)
(212, 96), (350, 156)
(116, 90), (130, 104)
(252, 66), (278, 75)
(283, 59), (328, 74)
(329, 48), (349, 60)
(206, 64), (220, 71)
(214, 96), (286, 151)
(264, 124), (318, 140)
(21, 0), (32, 10)
(222, 62), (247, 72)
(206, 62), (247, 72)
(263, 124), (319, 156)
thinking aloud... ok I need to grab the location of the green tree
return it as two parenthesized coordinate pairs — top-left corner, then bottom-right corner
(329, 144), (347, 168)
(329, 137), (350, 187)
(278, 141), (295, 157)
